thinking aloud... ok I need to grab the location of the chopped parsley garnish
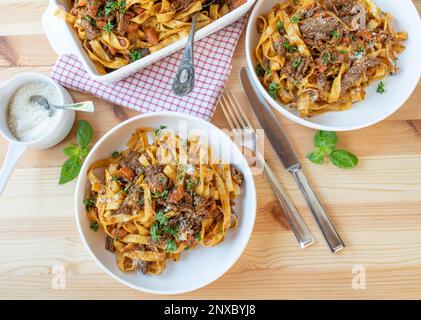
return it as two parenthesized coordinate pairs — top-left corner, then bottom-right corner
(155, 125), (167, 136)
(196, 233), (202, 242)
(164, 239), (177, 253)
(322, 52), (329, 65)
(292, 0), (300, 4)
(177, 165), (186, 181)
(376, 81), (385, 94)
(339, 50), (348, 54)
(90, 222), (99, 232)
(163, 225), (178, 237)
(151, 189), (169, 199)
(268, 82), (279, 99)
(84, 197), (96, 210)
(331, 30), (340, 39)
(83, 15), (96, 26)
(186, 179), (197, 192)
(111, 151), (120, 159)
(160, 189), (169, 200)
(129, 49), (143, 62)
(104, 1), (126, 16)
(256, 64), (265, 77)
(277, 21), (284, 32)
(292, 59), (301, 69)
(290, 16), (300, 23)
(150, 223), (160, 241)
(103, 21), (114, 33)
(293, 79), (299, 86)
(282, 42), (298, 53)
(156, 210), (169, 225)
(264, 63), (271, 75)
(123, 182), (132, 193)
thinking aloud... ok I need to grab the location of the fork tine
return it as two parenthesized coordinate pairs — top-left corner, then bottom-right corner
(220, 94), (237, 131)
(228, 90), (255, 130)
(225, 91), (248, 130)
(220, 93), (242, 131)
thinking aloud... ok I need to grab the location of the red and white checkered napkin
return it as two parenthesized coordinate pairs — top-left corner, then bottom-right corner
(51, 18), (246, 120)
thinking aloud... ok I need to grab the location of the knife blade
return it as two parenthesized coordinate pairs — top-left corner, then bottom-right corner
(239, 68), (300, 171)
(240, 67), (345, 253)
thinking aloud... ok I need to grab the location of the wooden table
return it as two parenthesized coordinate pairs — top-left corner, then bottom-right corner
(1, 1), (420, 300)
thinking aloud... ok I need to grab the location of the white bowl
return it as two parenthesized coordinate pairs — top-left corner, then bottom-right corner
(0, 72), (75, 195)
(245, 0), (421, 131)
(75, 112), (256, 294)
(43, 0), (256, 83)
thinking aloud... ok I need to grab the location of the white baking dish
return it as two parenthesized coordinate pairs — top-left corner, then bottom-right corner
(42, 0), (255, 83)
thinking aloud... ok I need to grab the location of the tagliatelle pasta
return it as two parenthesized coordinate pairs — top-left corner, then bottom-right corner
(56, 0), (245, 74)
(84, 127), (244, 275)
(255, 0), (407, 117)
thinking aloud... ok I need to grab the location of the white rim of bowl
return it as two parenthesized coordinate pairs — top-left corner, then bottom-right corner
(74, 111), (257, 295)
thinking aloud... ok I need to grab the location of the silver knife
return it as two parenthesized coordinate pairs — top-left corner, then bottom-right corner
(240, 67), (345, 253)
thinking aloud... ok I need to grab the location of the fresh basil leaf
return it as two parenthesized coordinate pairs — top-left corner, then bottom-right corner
(307, 150), (324, 164)
(80, 147), (90, 158)
(63, 144), (80, 157)
(77, 120), (93, 148)
(329, 150), (358, 169)
(59, 156), (82, 184)
(314, 130), (337, 154)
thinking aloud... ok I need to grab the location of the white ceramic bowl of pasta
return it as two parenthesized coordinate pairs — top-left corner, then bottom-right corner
(245, 0), (421, 131)
(75, 112), (256, 294)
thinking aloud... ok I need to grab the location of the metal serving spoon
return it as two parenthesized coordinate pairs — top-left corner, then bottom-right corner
(172, 0), (216, 96)
(30, 95), (95, 117)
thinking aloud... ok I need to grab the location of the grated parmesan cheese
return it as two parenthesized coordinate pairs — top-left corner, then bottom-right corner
(7, 82), (62, 142)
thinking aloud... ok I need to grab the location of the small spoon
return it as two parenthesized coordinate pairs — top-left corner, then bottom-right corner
(30, 95), (95, 117)
(172, 0), (216, 96)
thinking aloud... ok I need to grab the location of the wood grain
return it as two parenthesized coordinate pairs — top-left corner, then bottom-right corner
(0, 1), (420, 299)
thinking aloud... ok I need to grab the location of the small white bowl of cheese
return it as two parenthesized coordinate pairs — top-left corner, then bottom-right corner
(0, 72), (75, 195)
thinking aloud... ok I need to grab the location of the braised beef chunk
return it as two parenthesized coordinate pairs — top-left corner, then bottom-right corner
(134, 260), (149, 274)
(170, 0), (195, 12)
(303, 5), (323, 19)
(105, 235), (115, 252)
(326, 0), (356, 16)
(294, 57), (311, 80)
(80, 18), (100, 40)
(167, 185), (184, 204)
(131, 4), (145, 15)
(299, 13), (342, 41)
(87, 0), (105, 17)
(230, 164), (244, 186)
(144, 165), (169, 193)
(116, 13), (129, 36)
(120, 150), (141, 172)
(341, 56), (380, 94)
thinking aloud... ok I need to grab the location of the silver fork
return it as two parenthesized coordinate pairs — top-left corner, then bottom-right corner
(220, 90), (316, 248)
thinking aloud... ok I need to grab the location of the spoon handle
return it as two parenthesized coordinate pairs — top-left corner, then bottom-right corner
(52, 101), (95, 113)
(172, 12), (198, 96)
